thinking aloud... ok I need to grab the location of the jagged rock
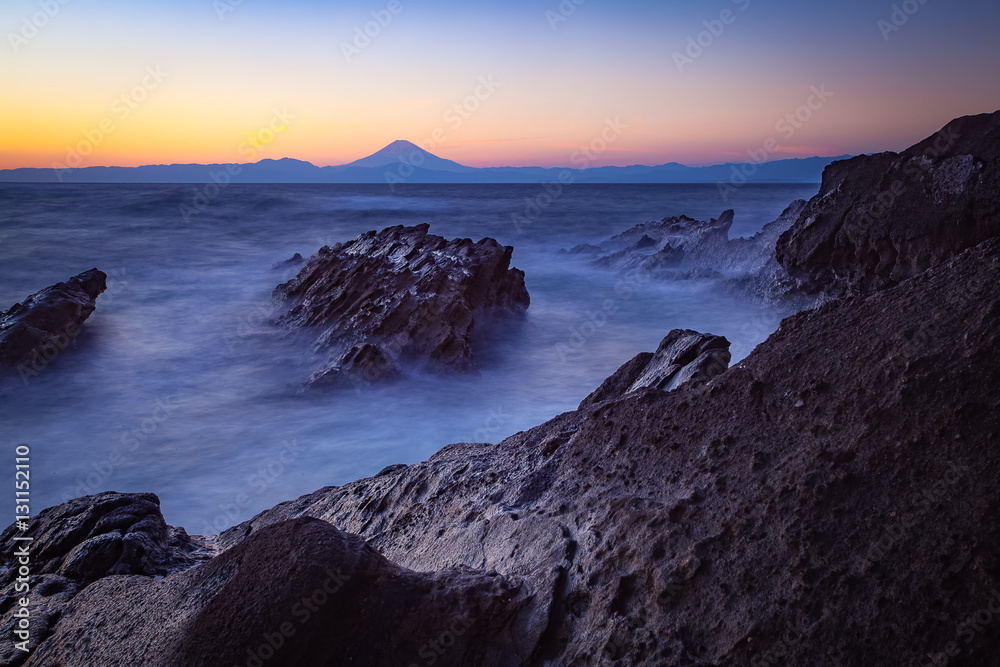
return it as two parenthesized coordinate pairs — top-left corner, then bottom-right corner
(9, 113), (1000, 666)
(593, 211), (735, 275)
(578, 329), (731, 410)
(625, 329), (730, 393)
(216, 238), (1000, 666)
(0, 492), (210, 664)
(271, 252), (305, 269)
(23, 518), (536, 667)
(0, 268), (106, 374)
(318, 343), (403, 388)
(776, 110), (1000, 296)
(583, 202), (811, 303)
(559, 243), (603, 255)
(7, 236), (1000, 664)
(273, 224), (530, 387)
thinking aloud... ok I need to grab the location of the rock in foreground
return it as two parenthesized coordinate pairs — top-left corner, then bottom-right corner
(225, 238), (1000, 666)
(273, 224), (530, 388)
(6, 238), (1000, 665)
(0, 268), (106, 376)
(21, 518), (534, 667)
(0, 492), (209, 664)
(578, 328), (731, 410)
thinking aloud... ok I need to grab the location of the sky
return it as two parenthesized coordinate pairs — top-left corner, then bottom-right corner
(1, 0), (999, 170)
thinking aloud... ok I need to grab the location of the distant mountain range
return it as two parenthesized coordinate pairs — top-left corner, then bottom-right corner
(0, 140), (850, 185)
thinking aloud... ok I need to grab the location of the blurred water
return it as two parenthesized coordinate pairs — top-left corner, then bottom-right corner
(0, 182), (817, 531)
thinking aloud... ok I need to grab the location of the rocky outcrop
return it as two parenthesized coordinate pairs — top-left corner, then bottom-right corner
(272, 252), (304, 270)
(573, 201), (810, 303)
(22, 518), (536, 667)
(0, 268), (106, 375)
(0, 492), (209, 664)
(273, 224), (530, 387)
(7, 113), (1000, 666)
(578, 329), (731, 410)
(6, 236), (1000, 664)
(218, 238), (1000, 666)
(776, 110), (1000, 296)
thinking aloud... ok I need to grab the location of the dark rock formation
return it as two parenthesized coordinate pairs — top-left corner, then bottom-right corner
(0, 492), (209, 664)
(0, 268), (106, 374)
(7, 113), (1000, 666)
(217, 238), (1000, 666)
(578, 328), (731, 410)
(273, 224), (530, 387)
(6, 237), (1000, 664)
(776, 110), (1000, 296)
(272, 252), (305, 270)
(23, 518), (536, 667)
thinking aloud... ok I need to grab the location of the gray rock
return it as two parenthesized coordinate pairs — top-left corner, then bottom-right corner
(0, 268), (106, 375)
(24, 518), (537, 667)
(273, 224), (530, 388)
(625, 329), (731, 394)
(578, 329), (731, 410)
(584, 201), (811, 303)
(0, 492), (210, 664)
(271, 252), (305, 269)
(776, 110), (1000, 296)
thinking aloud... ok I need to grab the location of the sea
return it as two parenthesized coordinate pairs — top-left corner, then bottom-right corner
(0, 182), (819, 533)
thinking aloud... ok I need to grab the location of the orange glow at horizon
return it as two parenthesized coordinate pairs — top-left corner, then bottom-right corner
(2, 2), (999, 172)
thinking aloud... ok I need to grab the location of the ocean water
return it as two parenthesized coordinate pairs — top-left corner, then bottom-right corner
(0, 183), (818, 532)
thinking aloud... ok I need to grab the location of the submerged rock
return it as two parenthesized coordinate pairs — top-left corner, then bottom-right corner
(0, 268), (106, 375)
(776, 110), (1000, 296)
(273, 224), (530, 388)
(271, 252), (305, 270)
(580, 201), (810, 303)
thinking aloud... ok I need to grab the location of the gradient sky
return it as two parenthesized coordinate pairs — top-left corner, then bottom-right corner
(2, 0), (999, 169)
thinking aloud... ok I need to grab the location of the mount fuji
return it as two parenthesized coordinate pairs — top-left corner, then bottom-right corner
(0, 140), (849, 184)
